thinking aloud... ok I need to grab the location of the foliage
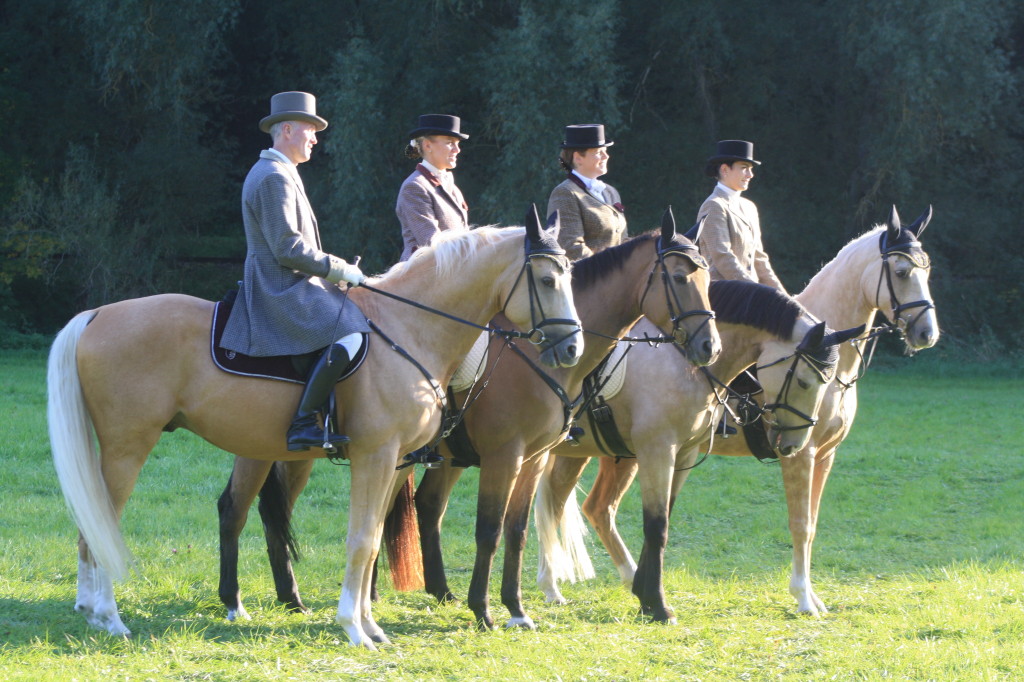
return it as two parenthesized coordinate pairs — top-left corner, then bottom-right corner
(1, 0), (1022, 344)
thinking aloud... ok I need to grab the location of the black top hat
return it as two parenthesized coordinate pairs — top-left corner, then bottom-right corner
(408, 114), (469, 140)
(561, 124), (614, 149)
(259, 92), (329, 133)
(705, 140), (760, 176)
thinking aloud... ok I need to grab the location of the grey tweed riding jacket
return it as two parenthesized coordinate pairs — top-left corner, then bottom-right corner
(220, 151), (367, 357)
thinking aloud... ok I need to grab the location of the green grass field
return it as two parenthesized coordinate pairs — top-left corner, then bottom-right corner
(1, 348), (1021, 680)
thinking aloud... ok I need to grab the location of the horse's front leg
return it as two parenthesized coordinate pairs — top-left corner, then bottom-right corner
(804, 447), (838, 614)
(500, 452), (549, 629)
(535, 454), (592, 604)
(337, 452), (399, 649)
(780, 446), (823, 615)
(631, 444), (681, 624)
(583, 456), (640, 586)
(415, 457), (465, 603)
(217, 457), (274, 621)
(261, 459), (314, 613)
(468, 451), (522, 630)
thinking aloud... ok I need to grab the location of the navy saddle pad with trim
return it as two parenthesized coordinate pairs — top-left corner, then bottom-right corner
(210, 301), (367, 384)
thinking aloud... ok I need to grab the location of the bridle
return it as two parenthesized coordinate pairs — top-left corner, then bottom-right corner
(635, 236), (716, 351)
(501, 249), (581, 349)
(875, 231), (935, 344)
(755, 341), (838, 438)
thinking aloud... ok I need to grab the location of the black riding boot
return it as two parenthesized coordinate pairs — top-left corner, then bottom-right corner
(286, 342), (352, 452)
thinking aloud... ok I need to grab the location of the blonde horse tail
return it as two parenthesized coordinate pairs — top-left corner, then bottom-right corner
(383, 472), (425, 591)
(535, 457), (595, 587)
(48, 310), (133, 581)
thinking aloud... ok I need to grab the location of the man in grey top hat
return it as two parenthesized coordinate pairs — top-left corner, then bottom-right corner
(697, 139), (786, 292)
(221, 91), (367, 452)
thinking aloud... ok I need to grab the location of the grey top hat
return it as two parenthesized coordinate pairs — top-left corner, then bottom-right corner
(561, 124), (614, 149)
(259, 91), (329, 133)
(705, 140), (760, 176)
(408, 114), (469, 140)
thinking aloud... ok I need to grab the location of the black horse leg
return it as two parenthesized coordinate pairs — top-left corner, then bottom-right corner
(258, 460), (312, 613)
(415, 463), (464, 603)
(499, 454), (546, 628)
(631, 507), (675, 623)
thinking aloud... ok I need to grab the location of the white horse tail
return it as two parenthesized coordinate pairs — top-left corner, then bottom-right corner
(535, 457), (595, 589)
(48, 309), (133, 581)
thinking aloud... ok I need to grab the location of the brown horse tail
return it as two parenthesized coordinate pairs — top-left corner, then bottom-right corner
(383, 472), (425, 591)
(257, 462), (301, 562)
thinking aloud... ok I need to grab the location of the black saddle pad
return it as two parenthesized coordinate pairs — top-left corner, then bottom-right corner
(211, 301), (367, 384)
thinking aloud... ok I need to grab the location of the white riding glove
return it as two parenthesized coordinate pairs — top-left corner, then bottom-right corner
(326, 256), (366, 286)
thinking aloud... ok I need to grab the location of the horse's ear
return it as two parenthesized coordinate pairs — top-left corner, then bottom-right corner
(684, 214), (707, 244)
(823, 323), (866, 348)
(886, 205), (902, 244)
(546, 209), (561, 240)
(661, 206), (677, 243)
(908, 205), (933, 239)
(525, 203), (542, 242)
(799, 320), (827, 352)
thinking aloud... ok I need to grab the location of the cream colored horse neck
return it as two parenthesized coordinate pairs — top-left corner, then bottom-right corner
(796, 227), (882, 379)
(365, 227), (525, 378)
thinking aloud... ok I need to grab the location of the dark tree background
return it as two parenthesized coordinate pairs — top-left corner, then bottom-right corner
(2, 0), (1022, 353)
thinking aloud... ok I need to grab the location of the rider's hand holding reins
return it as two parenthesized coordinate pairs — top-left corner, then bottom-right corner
(326, 256), (366, 286)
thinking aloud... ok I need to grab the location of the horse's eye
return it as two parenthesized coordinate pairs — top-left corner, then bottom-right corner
(797, 379), (811, 390)
(673, 272), (688, 284)
(541, 276), (556, 288)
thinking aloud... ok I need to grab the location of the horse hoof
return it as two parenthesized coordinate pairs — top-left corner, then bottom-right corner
(505, 616), (536, 630)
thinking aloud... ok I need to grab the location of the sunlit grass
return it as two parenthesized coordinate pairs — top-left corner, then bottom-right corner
(1, 350), (1021, 680)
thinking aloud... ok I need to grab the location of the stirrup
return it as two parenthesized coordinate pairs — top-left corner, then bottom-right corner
(399, 446), (444, 470)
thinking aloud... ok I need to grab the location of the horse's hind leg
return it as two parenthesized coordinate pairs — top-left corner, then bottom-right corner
(414, 459), (465, 603)
(582, 456), (640, 586)
(260, 459), (314, 613)
(535, 454), (592, 604)
(80, 442), (152, 636)
(217, 456), (274, 620)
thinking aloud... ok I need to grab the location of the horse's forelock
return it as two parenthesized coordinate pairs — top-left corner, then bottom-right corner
(709, 279), (805, 339)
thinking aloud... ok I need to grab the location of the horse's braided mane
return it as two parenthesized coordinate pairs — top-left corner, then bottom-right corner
(571, 232), (657, 291)
(710, 279), (805, 339)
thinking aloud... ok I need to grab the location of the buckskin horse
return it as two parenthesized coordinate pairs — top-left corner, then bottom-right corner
(532, 281), (863, 622)
(535, 205), (938, 618)
(222, 208), (721, 630)
(47, 209), (583, 649)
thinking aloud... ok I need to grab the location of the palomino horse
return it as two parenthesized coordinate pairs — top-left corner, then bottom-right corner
(531, 281), (864, 621)
(47, 212), (583, 650)
(535, 205), (939, 618)
(230, 209), (722, 630)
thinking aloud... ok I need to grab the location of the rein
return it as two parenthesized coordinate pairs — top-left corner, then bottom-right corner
(357, 257), (575, 345)
(354, 248), (578, 469)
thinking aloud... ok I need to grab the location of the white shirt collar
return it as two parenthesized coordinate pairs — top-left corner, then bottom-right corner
(264, 147), (293, 166)
(573, 170), (607, 199)
(716, 181), (743, 202)
(421, 159), (455, 192)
